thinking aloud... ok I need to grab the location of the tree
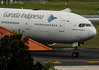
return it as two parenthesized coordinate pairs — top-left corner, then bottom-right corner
(0, 33), (56, 70)
(0, 34), (34, 70)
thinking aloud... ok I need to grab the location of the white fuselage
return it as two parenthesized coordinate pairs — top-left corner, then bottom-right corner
(0, 8), (97, 44)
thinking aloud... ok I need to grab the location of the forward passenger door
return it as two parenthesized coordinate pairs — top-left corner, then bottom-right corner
(59, 20), (65, 32)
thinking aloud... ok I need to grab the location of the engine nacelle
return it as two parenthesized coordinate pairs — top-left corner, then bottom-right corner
(46, 42), (56, 47)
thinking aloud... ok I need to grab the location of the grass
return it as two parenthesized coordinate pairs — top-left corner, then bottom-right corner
(0, 2), (99, 49)
(0, 2), (99, 15)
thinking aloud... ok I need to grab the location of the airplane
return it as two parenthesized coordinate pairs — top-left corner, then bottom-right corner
(0, 8), (97, 57)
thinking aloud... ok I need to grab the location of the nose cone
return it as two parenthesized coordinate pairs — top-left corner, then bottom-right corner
(88, 28), (97, 38)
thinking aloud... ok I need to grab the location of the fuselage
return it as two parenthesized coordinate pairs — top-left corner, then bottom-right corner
(0, 8), (97, 44)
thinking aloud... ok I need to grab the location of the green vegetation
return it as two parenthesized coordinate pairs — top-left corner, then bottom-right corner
(55, 23), (99, 49)
(0, 2), (98, 49)
(0, 2), (99, 15)
(0, 34), (56, 70)
(0, 34), (34, 70)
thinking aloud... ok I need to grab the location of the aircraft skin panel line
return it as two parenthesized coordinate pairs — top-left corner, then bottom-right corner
(0, 26), (52, 51)
(0, 8), (97, 43)
(0, 8), (97, 57)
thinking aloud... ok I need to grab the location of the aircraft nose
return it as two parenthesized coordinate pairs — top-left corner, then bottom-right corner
(88, 28), (97, 38)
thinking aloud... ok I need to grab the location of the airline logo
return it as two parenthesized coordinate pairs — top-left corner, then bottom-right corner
(47, 14), (57, 23)
(3, 12), (44, 19)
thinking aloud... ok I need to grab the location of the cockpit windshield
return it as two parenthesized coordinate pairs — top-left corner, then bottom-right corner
(79, 23), (91, 27)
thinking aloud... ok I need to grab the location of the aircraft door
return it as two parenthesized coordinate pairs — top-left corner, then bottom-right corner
(24, 19), (31, 36)
(59, 20), (65, 32)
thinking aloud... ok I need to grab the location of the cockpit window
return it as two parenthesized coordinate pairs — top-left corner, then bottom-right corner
(79, 23), (91, 27)
(79, 24), (85, 27)
(86, 24), (91, 27)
